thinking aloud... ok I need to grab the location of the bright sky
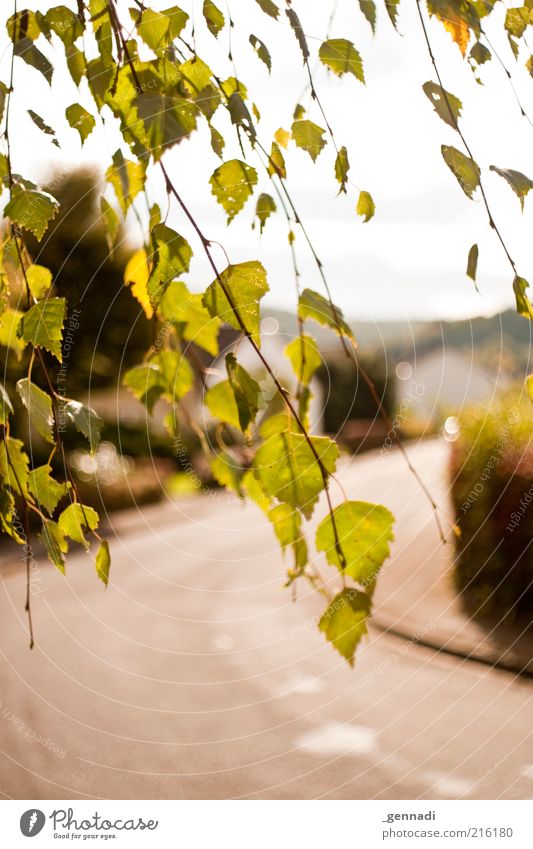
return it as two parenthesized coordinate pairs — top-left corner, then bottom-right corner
(3, 0), (533, 321)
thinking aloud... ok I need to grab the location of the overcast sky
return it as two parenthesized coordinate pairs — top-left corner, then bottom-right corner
(3, 0), (533, 322)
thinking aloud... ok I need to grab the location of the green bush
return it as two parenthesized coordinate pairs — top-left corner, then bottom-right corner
(450, 397), (533, 621)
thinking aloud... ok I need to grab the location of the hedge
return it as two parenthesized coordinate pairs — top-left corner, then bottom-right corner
(450, 397), (533, 621)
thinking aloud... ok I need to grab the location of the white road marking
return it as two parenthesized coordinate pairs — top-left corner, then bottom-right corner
(296, 722), (378, 756)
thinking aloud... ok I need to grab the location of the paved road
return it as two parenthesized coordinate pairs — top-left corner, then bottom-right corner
(1, 440), (532, 799)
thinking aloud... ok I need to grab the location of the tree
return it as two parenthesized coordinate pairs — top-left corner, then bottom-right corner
(0, 0), (531, 663)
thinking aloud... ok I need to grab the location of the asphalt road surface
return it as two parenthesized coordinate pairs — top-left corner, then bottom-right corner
(1, 440), (532, 800)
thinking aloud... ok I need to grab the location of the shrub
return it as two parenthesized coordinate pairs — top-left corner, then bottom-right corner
(450, 397), (533, 621)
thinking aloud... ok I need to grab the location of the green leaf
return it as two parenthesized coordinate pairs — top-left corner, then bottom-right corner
(66, 45), (87, 85)
(505, 6), (529, 38)
(16, 379), (55, 444)
(316, 501), (395, 583)
(134, 8), (171, 50)
(284, 334), (321, 385)
(124, 353), (193, 412)
(292, 120), (326, 161)
(210, 159), (258, 223)
(268, 502), (307, 571)
(123, 363), (163, 414)
(159, 281), (221, 356)
(319, 588), (371, 667)
(335, 146), (350, 194)
(148, 224), (193, 307)
(226, 352), (262, 432)
(4, 187), (59, 240)
(298, 288), (355, 342)
(286, 8), (309, 61)
(66, 103), (96, 144)
(7, 9), (41, 41)
(63, 400), (103, 452)
(356, 190), (375, 222)
(106, 150), (145, 214)
(100, 197), (119, 256)
(242, 469), (271, 512)
(441, 145), (480, 199)
(18, 297), (66, 361)
(58, 503), (99, 549)
(422, 81), (462, 129)
(466, 243), (479, 287)
(0, 383), (13, 425)
(28, 109), (59, 148)
(179, 57), (213, 92)
(489, 165), (533, 210)
(205, 379), (240, 429)
(255, 0), (279, 16)
(95, 539), (110, 586)
(164, 5), (190, 39)
(28, 465), (68, 515)
(45, 5), (84, 46)
(254, 193), (277, 233)
(202, 261), (269, 346)
(14, 38), (53, 84)
(26, 264), (52, 299)
(249, 34), (272, 71)
(0, 488), (24, 543)
(384, 0), (401, 28)
(470, 41), (491, 64)
(39, 519), (68, 572)
(253, 431), (339, 519)
(513, 276), (533, 320)
(359, 0), (377, 32)
(203, 0), (225, 36)
(255, 0), (279, 17)
(319, 39), (364, 82)
(0, 437), (30, 498)
(133, 93), (198, 157)
(211, 452), (243, 496)
(210, 126), (225, 158)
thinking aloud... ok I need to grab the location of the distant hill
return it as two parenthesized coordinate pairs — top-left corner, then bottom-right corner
(266, 307), (533, 377)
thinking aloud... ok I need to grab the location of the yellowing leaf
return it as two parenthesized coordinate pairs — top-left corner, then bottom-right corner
(18, 297), (66, 361)
(26, 264), (52, 299)
(124, 248), (152, 318)
(356, 190), (375, 222)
